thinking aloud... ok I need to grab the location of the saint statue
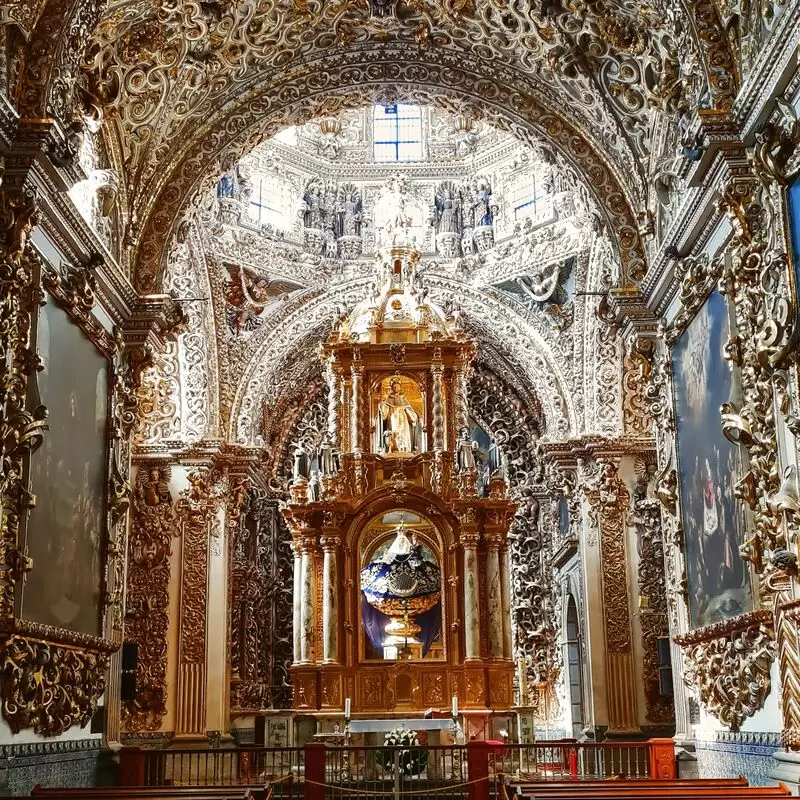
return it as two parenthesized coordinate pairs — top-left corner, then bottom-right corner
(293, 445), (309, 483)
(303, 184), (324, 229)
(471, 178), (494, 227)
(339, 189), (363, 237)
(376, 378), (420, 454)
(307, 469), (321, 503)
(434, 188), (461, 235)
(455, 427), (478, 473)
(319, 438), (340, 476)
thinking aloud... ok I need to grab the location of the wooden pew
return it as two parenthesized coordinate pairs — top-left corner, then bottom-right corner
(516, 786), (788, 796)
(31, 787), (261, 800)
(505, 777), (790, 800)
(510, 780), (750, 789)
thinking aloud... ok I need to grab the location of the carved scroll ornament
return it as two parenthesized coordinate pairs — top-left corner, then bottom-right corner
(676, 610), (776, 731)
(1, 636), (110, 737)
(123, 463), (178, 732)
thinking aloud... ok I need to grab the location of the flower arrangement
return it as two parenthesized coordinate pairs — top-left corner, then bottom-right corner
(375, 727), (428, 775)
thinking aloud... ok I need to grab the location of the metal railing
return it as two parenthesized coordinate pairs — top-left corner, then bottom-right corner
(489, 741), (652, 782)
(141, 746), (303, 794)
(122, 738), (672, 797)
(323, 744), (468, 800)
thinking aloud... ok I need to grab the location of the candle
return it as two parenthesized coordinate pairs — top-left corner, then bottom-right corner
(451, 695), (458, 717)
(344, 697), (351, 719)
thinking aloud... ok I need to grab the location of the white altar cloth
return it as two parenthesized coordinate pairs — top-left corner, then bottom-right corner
(347, 718), (454, 733)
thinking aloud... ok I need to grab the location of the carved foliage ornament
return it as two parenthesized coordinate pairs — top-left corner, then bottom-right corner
(676, 611), (776, 731)
(584, 458), (633, 654)
(123, 462), (177, 732)
(1, 636), (109, 737)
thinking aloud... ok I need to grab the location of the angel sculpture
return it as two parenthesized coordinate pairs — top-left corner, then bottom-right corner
(225, 265), (298, 335)
(518, 257), (574, 311)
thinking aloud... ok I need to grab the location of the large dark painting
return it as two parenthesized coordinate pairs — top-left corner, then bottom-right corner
(22, 296), (108, 637)
(672, 288), (752, 629)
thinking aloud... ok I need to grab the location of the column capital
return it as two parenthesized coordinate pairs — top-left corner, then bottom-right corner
(460, 532), (481, 549)
(484, 533), (504, 551)
(320, 535), (341, 552)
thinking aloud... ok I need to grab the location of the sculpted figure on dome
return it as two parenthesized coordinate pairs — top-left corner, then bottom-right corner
(380, 174), (413, 246)
(338, 185), (363, 238)
(471, 177), (495, 228)
(433, 184), (462, 235)
(376, 377), (421, 454)
(303, 181), (325, 229)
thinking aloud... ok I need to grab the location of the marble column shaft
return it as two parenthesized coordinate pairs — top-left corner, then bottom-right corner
(499, 544), (512, 659)
(292, 541), (303, 663)
(321, 536), (340, 663)
(462, 533), (481, 660)
(300, 540), (317, 663)
(485, 537), (504, 658)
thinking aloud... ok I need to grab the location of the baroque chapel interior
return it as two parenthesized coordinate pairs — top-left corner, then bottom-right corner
(1, 0), (800, 798)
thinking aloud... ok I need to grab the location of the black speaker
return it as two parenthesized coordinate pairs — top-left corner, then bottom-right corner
(656, 636), (672, 667)
(121, 641), (138, 702)
(659, 667), (674, 699)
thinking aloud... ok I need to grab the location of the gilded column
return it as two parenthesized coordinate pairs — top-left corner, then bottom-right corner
(326, 361), (340, 446)
(431, 357), (444, 452)
(299, 536), (317, 663)
(292, 540), (303, 663)
(175, 467), (221, 739)
(485, 534), (504, 659)
(321, 535), (340, 663)
(460, 519), (481, 661)
(584, 458), (640, 735)
(351, 361), (362, 453)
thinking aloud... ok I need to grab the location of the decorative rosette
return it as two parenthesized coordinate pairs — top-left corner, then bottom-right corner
(375, 727), (428, 775)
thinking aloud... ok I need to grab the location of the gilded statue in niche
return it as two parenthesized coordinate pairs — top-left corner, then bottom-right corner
(374, 376), (423, 454)
(672, 288), (753, 628)
(23, 296), (108, 639)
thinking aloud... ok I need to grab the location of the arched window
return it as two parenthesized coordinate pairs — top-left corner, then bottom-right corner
(565, 594), (585, 738)
(373, 104), (423, 162)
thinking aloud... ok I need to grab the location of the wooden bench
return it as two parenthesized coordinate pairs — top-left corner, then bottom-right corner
(516, 786), (789, 796)
(510, 780), (750, 789)
(31, 788), (261, 800)
(505, 777), (790, 800)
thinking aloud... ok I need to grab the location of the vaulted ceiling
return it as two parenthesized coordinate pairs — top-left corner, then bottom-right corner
(8, 0), (738, 295)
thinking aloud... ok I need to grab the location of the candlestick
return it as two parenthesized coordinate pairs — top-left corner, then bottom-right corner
(345, 697), (351, 719)
(451, 695), (458, 717)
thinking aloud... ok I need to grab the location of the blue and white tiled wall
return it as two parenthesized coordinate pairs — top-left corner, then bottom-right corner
(694, 731), (780, 786)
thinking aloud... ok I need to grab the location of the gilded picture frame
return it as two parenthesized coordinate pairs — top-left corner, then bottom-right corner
(670, 283), (755, 630)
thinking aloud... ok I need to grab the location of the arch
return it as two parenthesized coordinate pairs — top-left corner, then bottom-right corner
(230, 278), (578, 447)
(130, 52), (648, 293)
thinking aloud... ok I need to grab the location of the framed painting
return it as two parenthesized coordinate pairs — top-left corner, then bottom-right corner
(672, 287), (754, 629)
(21, 294), (109, 638)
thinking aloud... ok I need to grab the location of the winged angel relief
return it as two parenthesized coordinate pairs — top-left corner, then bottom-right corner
(224, 265), (302, 336)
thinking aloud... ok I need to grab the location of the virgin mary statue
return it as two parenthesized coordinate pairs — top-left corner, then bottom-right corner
(376, 378), (421, 453)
